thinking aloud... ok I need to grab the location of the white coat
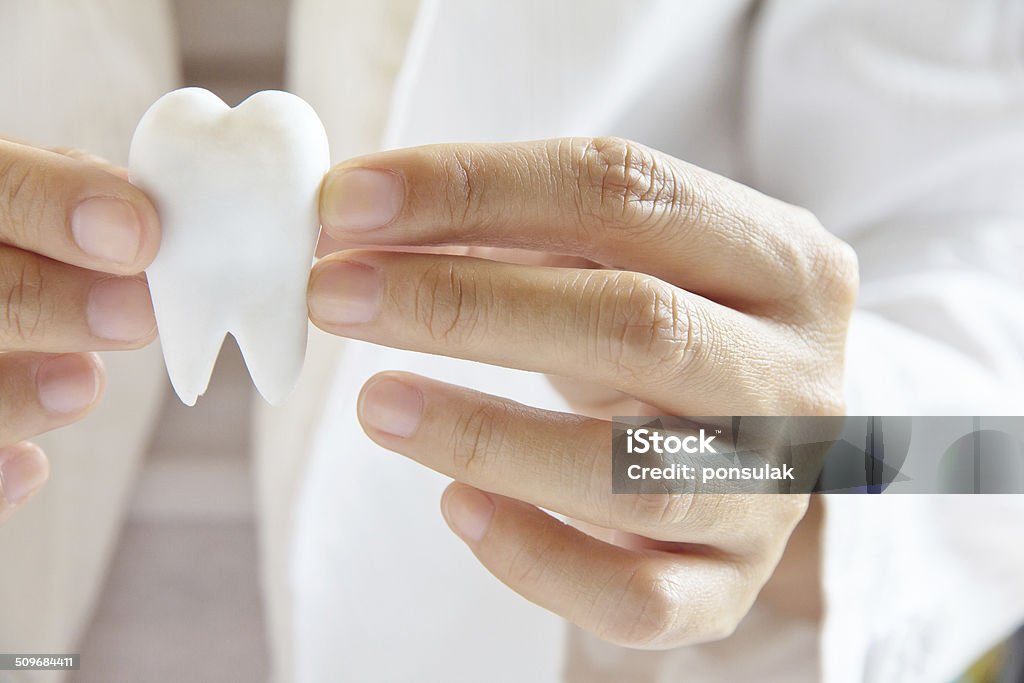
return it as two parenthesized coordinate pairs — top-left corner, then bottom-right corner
(1, 1), (1022, 681)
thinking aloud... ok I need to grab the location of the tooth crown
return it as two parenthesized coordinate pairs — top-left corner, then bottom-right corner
(129, 88), (330, 406)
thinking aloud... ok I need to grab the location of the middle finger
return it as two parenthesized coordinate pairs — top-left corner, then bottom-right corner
(0, 245), (156, 352)
(309, 250), (773, 414)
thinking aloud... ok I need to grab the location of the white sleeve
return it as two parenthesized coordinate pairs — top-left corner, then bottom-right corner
(749, 1), (1024, 681)
(843, 212), (1024, 415)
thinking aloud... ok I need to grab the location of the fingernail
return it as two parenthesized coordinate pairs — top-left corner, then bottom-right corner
(36, 354), (100, 414)
(87, 277), (156, 342)
(0, 445), (49, 505)
(308, 261), (382, 325)
(72, 197), (143, 265)
(444, 486), (495, 543)
(359, 377), (423, 438)
(323, 168), (404, 232)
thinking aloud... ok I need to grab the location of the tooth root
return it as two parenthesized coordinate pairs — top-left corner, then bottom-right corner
(148, 275), (228, 407)
(231, 284), (309, 406)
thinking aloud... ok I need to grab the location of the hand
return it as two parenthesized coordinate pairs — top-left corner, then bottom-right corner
(308, 137), (858, 647)
(0, 139), (159, 524)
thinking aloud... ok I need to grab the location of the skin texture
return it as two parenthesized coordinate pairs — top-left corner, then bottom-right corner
(0, 132), (842, 646)
(0, 139), (160, 523)
(309, 137), (857, 647)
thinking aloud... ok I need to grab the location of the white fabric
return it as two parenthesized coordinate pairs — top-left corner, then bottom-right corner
(750, 6), (1024, 681)
(0, 2), (1022, 682)
(291, 343), (567, 683)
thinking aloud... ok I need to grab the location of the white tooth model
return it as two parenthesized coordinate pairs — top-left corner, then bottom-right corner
(129, 88), (330, 406)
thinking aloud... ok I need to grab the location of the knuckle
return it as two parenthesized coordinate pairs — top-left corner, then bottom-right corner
(625, 564), (750, 648)
(612, 492), (691, 530)
(600, 562), (751, 648)
(774, 493), (811, 527)
(587, 271), (698, 379)
(0, 155), (50, 242)
(700, 564), (758, 643)
(612, 491), (724, 533)
(784, 209), (860, 311)
(437, 148), (484, 227)
(699, 612), (742, 644)
(504, 532), (560, 590)
(603, 564), (687, 648)
(574, 137), (683, 233)
(815, 238), (860, 311)
(0, 255), (49, 345)
(789, 384), (848, 417)
(580, 428), (619, 513)
(412, 261), (487, 347)
(449, 402), (507, 480)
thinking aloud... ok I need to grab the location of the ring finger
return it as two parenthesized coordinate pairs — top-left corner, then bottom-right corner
(309, 250), (779, 415)
(357, 371), (789, 553)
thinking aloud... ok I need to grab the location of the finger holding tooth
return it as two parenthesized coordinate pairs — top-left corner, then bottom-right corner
(0, 246), (156, 351)
(0, 138), (161, 275)
(0, 136), (159, 525)
(307, 249), (765, 415)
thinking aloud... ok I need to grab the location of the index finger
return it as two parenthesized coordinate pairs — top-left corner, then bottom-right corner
(319, 137), (835, 303)
(0, 139), (160, 274)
